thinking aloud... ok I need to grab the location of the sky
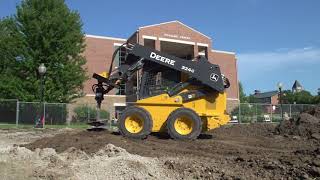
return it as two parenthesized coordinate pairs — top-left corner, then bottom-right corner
(1, 0), (320, 94)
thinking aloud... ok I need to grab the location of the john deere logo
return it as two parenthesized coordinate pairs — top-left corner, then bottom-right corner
(210, 73), (219, 82)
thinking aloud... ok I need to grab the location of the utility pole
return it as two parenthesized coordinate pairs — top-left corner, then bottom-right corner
(37, 63), (46, 128)
(277, 82), (284, 121)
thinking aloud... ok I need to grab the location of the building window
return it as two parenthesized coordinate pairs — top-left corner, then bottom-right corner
(198, 46), (208, 59)
(144, 39), (155, 49)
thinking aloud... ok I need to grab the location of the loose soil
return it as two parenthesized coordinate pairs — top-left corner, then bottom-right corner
(23, 123), (320, 179)
(1, 107), (320, 179)
(276, 106), (320, 139)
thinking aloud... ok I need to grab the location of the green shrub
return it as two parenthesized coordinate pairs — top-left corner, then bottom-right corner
(73, 105), (109, 122)
(45, 104), (68, 125)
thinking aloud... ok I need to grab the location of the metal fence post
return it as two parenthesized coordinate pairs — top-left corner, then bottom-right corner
(86, 104), (90, 122)
(255, 104), (258, 122)
(238, 103), (241, 124)
(289, 104), (292, 118)
(270, 104), (273, 123)
(61, 104), (63, 125)
(16, 100), (19, 127)
(43, 102), (46, 128)
(66, 104), (70, 126)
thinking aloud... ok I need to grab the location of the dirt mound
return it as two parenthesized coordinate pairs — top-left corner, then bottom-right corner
(23, 130), (129, 154)
(95, 143), (128, 157)
(305, 106), (320, 119)
(276, 107), (320, 139)
(0, 144), (173, 180)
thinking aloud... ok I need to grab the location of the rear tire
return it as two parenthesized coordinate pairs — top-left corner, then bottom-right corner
(167, 108), (202, 140)
(118, 106), (152, 139)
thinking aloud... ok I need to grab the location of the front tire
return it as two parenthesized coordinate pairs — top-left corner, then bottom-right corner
(118, 106), (152, 139)
(167, 108), (202, 140)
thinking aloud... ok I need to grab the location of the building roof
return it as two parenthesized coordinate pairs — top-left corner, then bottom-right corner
(211, 49), (236, 55)
(292, 80), (303, 89)
(85, 34), (126, 41)
(253, 91), (278, 99)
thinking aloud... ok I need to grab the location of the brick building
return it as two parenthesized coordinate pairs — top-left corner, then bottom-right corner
(253, 90), (279, 105)
(78, 21), (239, 117)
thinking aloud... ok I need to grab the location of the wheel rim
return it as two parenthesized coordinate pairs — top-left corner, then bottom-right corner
(124, 115), (144, 134)
(174, 116), (194, 135)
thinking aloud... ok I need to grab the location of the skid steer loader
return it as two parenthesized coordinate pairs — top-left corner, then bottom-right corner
(91, 42), (230, 140)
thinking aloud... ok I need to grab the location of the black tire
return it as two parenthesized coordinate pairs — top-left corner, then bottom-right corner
(166, 108), (202, 140)
(118, 106), (153, 139)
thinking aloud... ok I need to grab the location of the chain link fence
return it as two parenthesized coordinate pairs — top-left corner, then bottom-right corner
(0, 100), (110, 128)
(67, 103), (110, 125)
(0, 99), (18, 125)
(0, 99), (318, 128)
(228, 102), (317, 123)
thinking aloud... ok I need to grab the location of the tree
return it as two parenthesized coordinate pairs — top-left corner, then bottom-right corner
(282, 90), (294, 104)
(239, 82), (247, 102)
(0, 18), (30, 99)
(247, 94), (256, 103)
(282, 90), (314, 104)
(0, 0), (87, 102)
(294, 91), (315, 104)
(313, 95), (320, 104)
(315, 89), (320, 104)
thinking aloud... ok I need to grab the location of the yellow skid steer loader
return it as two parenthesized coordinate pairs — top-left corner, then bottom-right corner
(91, 43), (230, 140)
